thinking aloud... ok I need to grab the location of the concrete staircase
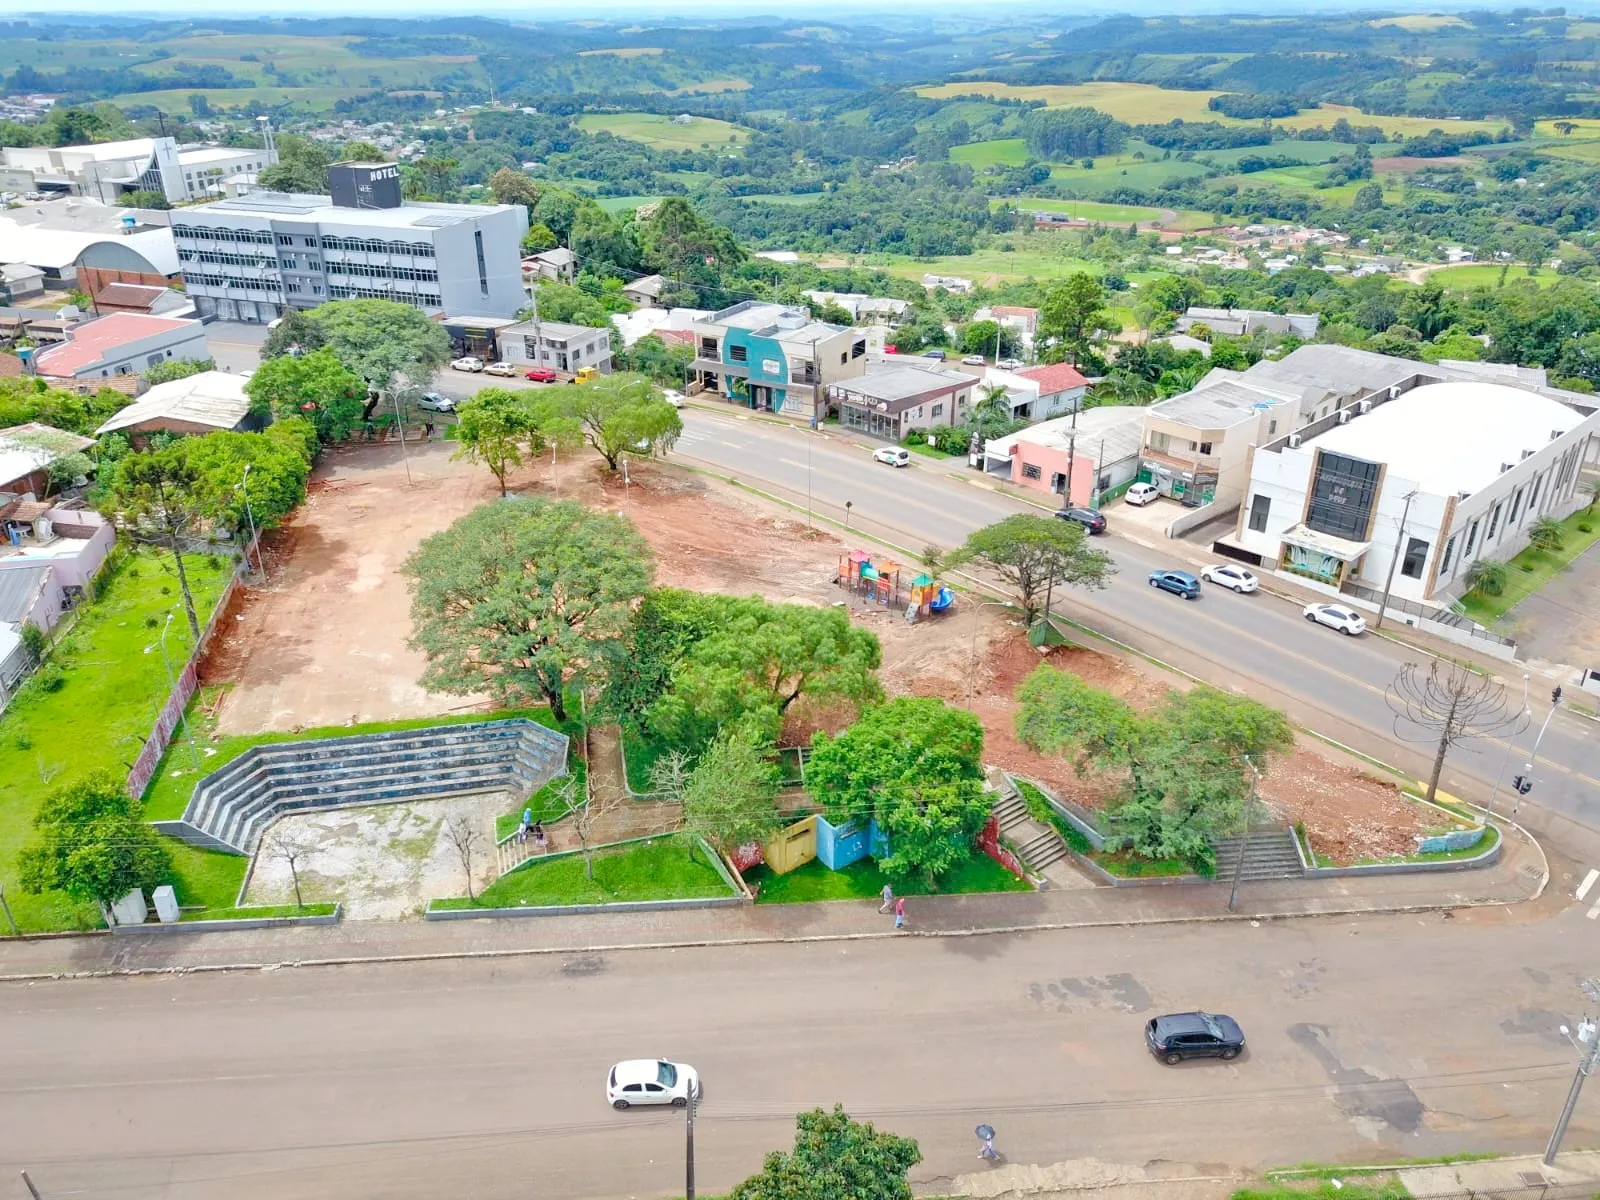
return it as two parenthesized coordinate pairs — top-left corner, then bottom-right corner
(991, 781), (1071, 876)
(152, 719), (569, 857)
(1211, 828), (1305, 881)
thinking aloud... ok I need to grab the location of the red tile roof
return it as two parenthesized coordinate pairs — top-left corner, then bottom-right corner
(992, 305), (1039, 318)
(1017, 362), (1090, 394)
(33, 312), (198, 379)
(94, 282), (167, 309)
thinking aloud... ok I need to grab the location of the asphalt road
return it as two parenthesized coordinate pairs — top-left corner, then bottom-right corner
(3, 908), (1591, 1200)
(672, 408), (1600, 843)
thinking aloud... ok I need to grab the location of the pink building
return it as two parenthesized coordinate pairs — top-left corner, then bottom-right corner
(982, 406), (1147, 506)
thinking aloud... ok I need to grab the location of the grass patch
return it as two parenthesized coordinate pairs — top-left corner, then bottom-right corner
(1235, 1181), (1410, 1200)
(746, 853), (1030, 904)
(577, 112), (752, 152)
(438, 835), (730, 908)
(1429, 263), (1565, 291)
(1094, 849), (1204, 878)
(621, 723), (671, 794)
(992, 196), (1163, 223)
(1456, 507), (1600, 626)
(495, 752), (589, 841)
(0, 550), (232, 932)
(181, 902), (338, 922)
(952, 137), (1028, 168)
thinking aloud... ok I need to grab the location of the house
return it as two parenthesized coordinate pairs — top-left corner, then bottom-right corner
(692, 301), (867, 421)
(828, 362), (974, 441)
(610, 305), (709, 349)
(95, 371), (259, 441)
(802, 291), (910, 325)
(0, 504), (116, 597)
(1176, 307), (1319, 339)
(1154, 333), (1212, 357)
(32, 312), (207, 381)
(1137, 379), (1290, 510)
(670, 114), (694, 126)
(921, 274), (973, 294)
(982, 362), (1091, 423)
(524, 247), (577, 285)
(496, 318), (613, 376)
(0, 207), (179, 289)
(1233, 380), (1600, 608)
(0, 135), (276, 205)
(982, 406), (1147, 505)
(0, 563), (64, 634)
(0, 423), (96, 498)
(90, 281), (192, 318)
(1, 263), (45, 300)
(440, 314), (521, 360)
(975, 305), (1040, 339)
(622, 274), (665, 308)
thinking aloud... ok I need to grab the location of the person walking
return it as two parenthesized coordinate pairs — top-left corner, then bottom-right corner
(893, 896), (906, 930)
(879, 883), (894, 914)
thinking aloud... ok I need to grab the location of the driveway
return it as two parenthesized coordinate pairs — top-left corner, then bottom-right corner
(1502, 534), (1600, 671)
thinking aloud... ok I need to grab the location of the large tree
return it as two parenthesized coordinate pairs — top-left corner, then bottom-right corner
(173, 421), (317, 539)
(678, 724), (783, 855)
(452, 387), (569, 496)
(731, 1105), (921, 1200)
(107, 444), (207, 639)
(244, 346), (368, 441)
(269, 300), (452, 394)
(18, 772), (171, 928)
(488, 166), (541, 211)
(806, 697), (989, 887)
(1039, 273), (1113, 365)
(550, 372), (683, 471)
(142, 357), (215, 386)
(945, 514), (1115, 624)
(261, 309), (327, 361)
(402, 497), (653, 722)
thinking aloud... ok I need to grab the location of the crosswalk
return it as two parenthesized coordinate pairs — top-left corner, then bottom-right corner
(1576, 868), (1600, 918)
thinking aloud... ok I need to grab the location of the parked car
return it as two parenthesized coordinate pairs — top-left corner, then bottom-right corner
(1146, 1012), (1245, 1064)
(607, 1059), (700, 1109)
(1148, 570), (1201, 600)
(483, 361), (517, 377)
(1200, 564), (1258, 593)
(1056, 507), (1106, 535)
(1124, 481), (1160, 507)
(417, 392), (455, 413)
(575, 365), (599, 384)
(921, 349), (947, 361)
(450, 356), (485, 372)
(962, 354), (986, 366)
(996, 357), (1023, 370)
(661, 388), (685, 408)
(872, 446), (911, 468)
(524, 367), (558, 383)
(1303, 602), (1366, 636)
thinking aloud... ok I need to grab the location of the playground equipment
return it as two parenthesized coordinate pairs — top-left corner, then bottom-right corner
(838, 553), (954, 623)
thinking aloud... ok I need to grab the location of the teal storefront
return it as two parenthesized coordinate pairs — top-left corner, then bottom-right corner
(722, 328), (790, 412)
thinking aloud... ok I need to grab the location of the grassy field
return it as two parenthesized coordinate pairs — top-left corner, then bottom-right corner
(110, 86), (359, 112)
(739, 192), (828, 205)
(669, 78), (753, 95)
(993, 196), (1164, 223)
(1428, 263), (1564, 291)
(745, 854), (1030, 903)
(1458, 508), (1600, 627)
(1050, 155), (1211, 195)
(594, 195), (660, 214)
(183, 902), (339, 922)
(0, 551), (233, 932)
(1535, 119), (1600, 137)
(577, 46), (664, 57)
(1369, 13), (1468, 28)
(850, 241), (1140, 286)
(577, 112), (751, 151)
(437, 835), (731, 908)
(951, 137), (1029, 168)
(1198, 139), (1366, 166)
(1540, 139), (1600, 164)
(495, 752), (588, 841)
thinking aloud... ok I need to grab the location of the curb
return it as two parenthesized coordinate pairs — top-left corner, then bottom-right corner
(0, 896), (1532, 984)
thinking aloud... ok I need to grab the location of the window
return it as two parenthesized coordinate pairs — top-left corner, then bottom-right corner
(932, 403), (943, 417)
(1530, 473), (1543, 511)
(311, 284), (322, 295)
(1464, 518), (1479, 555)
(146, 352), (164, 367)
(1247, 493), (1271, 533)
(1510, 487), (1525, 525)
(1400, 537), (1429, 579)
(840, 351), (847, 364)
(304, 236), (318, 247)
(1268, 419), (1277, 436)
(277, 234), (293, 245)
(1440, 534), (1456, 574)
(1487, 501), (1503, 541)
(474, 229), (488, 297)
(1022, 463), (1042, 480)
(1306, 451), (1380, 540)
(729, 345), (747, 363)
(1147, 431), (1171, 454)
(1198, 441), (1213, 455)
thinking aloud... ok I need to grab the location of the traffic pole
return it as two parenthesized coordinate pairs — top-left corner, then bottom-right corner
(685, 1084), (697, 1200)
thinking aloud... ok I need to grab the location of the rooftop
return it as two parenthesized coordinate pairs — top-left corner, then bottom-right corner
(832, 363), (970, 410)
(502, 318), (608, 343)
(0, 564), (52, 625)
(182, 192), (520, 231)
(0, 422), (93, 488)
(988, 405), (1146, 464)
(0, 213), (178, 275)
(1232, 344), (1425, 405)
(1016, 362), (1090, 394)
(1149, 380), (1288, 429)
(176, 146), (263, 166)
(95, 370), (252, 435)
(1304, 380), (1588, 495)
(34, 312), (200, 378)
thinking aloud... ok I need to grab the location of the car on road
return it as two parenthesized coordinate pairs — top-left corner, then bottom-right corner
(962, 354), (986, 366)
(417, 392), (455, 413)
(1056, 507), (1107, 535)
(607, 1059), (700, 1109)
(1303, 602), (1366, 636)
(1146, 1012), (1245, 1064)
(1124, 481), (1160, 506)
(450, 356), (485, 372)
(872, 446), (911, 468)
(1148, 569), (1201, 600)
(1200, 564), (1258, 593)
(483, 361), (517, 377)
(921, 349), (947, 361)
(661, 388), (685, 408)
(996, 357), (1023, 370)
(524, 367), (558, 383)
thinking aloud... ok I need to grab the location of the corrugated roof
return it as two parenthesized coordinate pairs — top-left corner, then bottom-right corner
(1150, 380), (1288, 428)
(832, 364), (969, 410)
(34, 312), (201, 378)
(95, 370), (251, 435)
(0, 564), (52, 624)
(990, 405), (1147, 464)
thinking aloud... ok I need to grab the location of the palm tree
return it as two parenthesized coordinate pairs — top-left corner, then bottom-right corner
(1528, 516), (1564, 553)
(1466, 558), (1509, 596)
(1092, 371), (1157, 406)
(1583, 476), (1600, 513)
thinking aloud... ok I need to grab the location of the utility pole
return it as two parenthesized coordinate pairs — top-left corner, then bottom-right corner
(390, 390), (412, 486)
(1374, 488), (1419, 631)
(149, 613), (199, 771)
(0, 884), (17, 936)
(1546, 983), (1600, 1166)
(21, 1170), (41, 1200)
(685, 1084), (697, 1200)
(1512, 686), (1564, 812)
(1227, 755), (1261, 912)
(239, 463), (261, 578)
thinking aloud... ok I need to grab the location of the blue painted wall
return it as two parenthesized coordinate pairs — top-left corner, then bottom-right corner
(814, 815), (890, 870)
(722, 328), (789, 409)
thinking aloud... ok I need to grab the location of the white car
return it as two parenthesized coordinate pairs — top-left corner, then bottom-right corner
(872, 446), (911, 468)
(997, 357), (1023, 370)
(1303, 602), (1367, 636)
(483, 361), (517, 377)
(1124, 481), (1160, 506)
(417, 391), (455, 413)
(661, 388), (685, 408)
(450, 356), (485, 372)
(607, 1059), (700, 1110)
(1200, 564), (1259, 593)
(962, 354), (986, 366)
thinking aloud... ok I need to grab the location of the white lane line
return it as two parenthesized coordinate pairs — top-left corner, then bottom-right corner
(1579, 869), (1599, 901)
(1587, 899), (1600, 920)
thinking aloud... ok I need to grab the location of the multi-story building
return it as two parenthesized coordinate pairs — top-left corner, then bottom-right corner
(691, 301), (866, 421)
(495, 318), (613, 375)
(0, 137), (277, 205)
(172, 163), (528, 324)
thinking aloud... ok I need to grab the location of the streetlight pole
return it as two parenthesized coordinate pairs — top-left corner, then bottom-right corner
(238, 462), (261, 578)
(1514, 686), (1564, 812)
(1374, 487), (1419, 631)
(685, 1085), (697, 1200)
(1547, 999), (1600, 1166)
(390, 389), (412, 486)
(1227, 755), (1262, 913)
(806, 440), (813, 530)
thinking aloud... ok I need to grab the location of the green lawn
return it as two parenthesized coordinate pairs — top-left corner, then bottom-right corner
(436, 835), (731, 908)
(992, 196), (1163, 223)
(593, 195), (660, 214)
(182, 901), (338, 922)
(745, 853), (1030, 903)
(1312, 822), (1500, 867)
(1457, 508), (1600, 626)
(951, 138), (1028, 168)
(1429, 263), (1564, 291)
(577, 112), (752, 152)
(110, 86), (359, 112)
(0, 550), (233, 932)
(495, 752), (588, 841)
(1050, 156), (1211, 196)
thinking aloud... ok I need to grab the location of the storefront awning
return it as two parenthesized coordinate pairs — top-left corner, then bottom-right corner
(691, 358), (748, 378)
(1279, 523), (1370, 562)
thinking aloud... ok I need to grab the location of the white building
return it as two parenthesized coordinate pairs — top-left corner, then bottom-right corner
(1234, 380), (1600, 607)
(0, 137), (276, 205)
(32, 312), (207, 381)
(496, 319), (612, 375)
(174, 146), (275, 202)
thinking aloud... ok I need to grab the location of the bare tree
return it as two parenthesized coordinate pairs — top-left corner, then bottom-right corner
(647, 748), (693, 800)
(1387, 661), (1528, 802)
(264, 832), (315, 909)
(551, 775), (606, 880)
(443, 815), (485, 901)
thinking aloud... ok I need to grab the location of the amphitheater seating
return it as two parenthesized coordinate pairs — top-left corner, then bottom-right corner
(150, 719), (569, 856)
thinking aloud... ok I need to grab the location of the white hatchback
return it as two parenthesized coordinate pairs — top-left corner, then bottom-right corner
(483, 361), (517, 376)
(450, 356), (485, 372)
(1303, 602), (1367, 636)
(607, 1059), (700, 1110)
(1125, 481), (1160, 506)
(1200, 564), (1259, 593)
(661, 388), (685, 408)
(872, 446), (911, 468)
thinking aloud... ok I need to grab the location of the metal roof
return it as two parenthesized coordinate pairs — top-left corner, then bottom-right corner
(1148, 380), (1288, 429)
(0, 564), (52, 624)
(95, 370), (252, 435)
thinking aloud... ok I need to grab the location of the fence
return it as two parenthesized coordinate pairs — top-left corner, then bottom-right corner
(1339, 580), (1517, 654)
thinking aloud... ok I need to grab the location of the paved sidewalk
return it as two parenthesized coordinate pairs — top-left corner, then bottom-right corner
(0, 823), (1546, 980)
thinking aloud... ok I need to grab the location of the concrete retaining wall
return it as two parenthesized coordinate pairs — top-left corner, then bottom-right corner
(111, 903), (342, 935)
(425, 895), (744, 921)
(1295, 825), (1502, 877)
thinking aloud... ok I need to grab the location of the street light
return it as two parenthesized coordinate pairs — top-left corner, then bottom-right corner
(969, 599), (1015, 708)
(145, 612), (199, 772)
(1226, 754), (1262, 913)
(1483, 673), (1531, 827)
(237, 462), (261, 578)
(1513, 685), (1564, 812)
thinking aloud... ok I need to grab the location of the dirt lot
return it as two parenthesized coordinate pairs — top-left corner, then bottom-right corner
(204, 441), (1434, 867)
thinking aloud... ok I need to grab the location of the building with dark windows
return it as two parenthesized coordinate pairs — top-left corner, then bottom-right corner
(172, 171), (527, 324)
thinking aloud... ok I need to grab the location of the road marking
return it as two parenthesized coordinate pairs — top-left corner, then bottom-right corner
(1587, 899), (1600, 920)
(1579, 869), (1599, 901)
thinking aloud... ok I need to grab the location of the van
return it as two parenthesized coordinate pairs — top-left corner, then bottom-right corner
(1125, 482), (1160, 507)
(575, 366), (599, 384)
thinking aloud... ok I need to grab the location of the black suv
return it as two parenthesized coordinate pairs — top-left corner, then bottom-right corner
(1056, 507), (1107, 535)
(1145, 1012), (1245, 1064)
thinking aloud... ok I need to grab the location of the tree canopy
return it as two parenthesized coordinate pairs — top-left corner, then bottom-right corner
(678, 724), (783, 854)
(266, 299), (452, 391)
(451, 387), (573, 496)
(548, 372), (683, 471)
(945, 515), (1115, 623)
(731, 1105), (921, 1200)
(244, 346), (368, 442)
